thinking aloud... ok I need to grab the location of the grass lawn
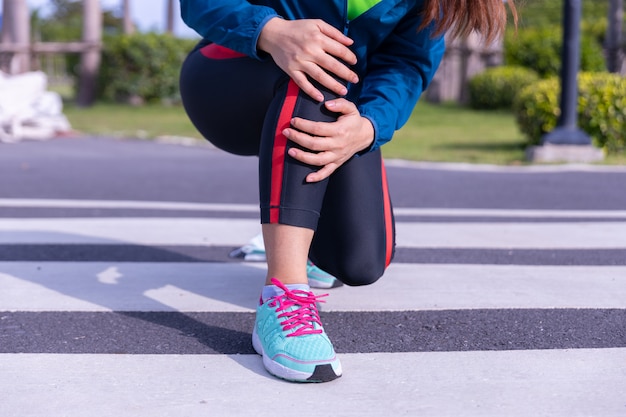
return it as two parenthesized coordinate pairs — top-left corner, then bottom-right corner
(383, 101), (527, 165)
(64, 102), (203, 140)
(63, 100), (625, 165)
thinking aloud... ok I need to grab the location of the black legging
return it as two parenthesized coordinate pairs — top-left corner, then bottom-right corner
(180, 40), (395, 286)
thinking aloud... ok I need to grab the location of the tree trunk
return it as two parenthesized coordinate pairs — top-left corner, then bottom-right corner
(2, 0), (31, 74)
(76, 0), (102, 107)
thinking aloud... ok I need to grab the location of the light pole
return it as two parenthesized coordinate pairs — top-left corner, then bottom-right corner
(606, 0), (624, 73)
(541, 0), (591, 145)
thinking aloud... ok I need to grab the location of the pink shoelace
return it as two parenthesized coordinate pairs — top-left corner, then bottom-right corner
(267, 277), (328, 337)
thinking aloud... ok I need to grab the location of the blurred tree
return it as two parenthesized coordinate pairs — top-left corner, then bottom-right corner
(31, 0), (122, 41)
(514, 0), (611, 27)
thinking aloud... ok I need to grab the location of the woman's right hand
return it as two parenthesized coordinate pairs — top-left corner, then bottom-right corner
(257, 17), (359, 102)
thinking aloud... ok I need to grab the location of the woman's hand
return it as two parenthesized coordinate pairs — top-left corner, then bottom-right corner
(257, 18), (359, 102)
(283, 99), (374, 182)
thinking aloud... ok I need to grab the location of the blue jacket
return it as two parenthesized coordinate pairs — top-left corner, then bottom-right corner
(180, 0), (445, 151)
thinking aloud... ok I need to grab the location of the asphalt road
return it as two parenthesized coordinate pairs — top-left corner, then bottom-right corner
(1, 136), (625, 417)
(2, 136), (626, 210)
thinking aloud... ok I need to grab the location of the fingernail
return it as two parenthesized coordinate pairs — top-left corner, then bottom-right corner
(282, 129), (290, 137)
(326, 101), (336, 108)
(288, 148), (297, 157)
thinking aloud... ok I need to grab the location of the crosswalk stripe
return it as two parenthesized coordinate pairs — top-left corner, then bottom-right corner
(1, 195), (624, 416)
(0, 198), (259, 213)
(3, 198), (626, 219)
(1, 350), (624, 417)
(2, 217), (626, 248)
(2, 262), (626, 312)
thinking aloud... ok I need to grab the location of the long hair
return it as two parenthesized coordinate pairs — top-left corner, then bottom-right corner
(420, 0), (518, 43)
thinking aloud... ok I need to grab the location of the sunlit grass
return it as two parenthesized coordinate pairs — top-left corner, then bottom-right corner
(63, 100), (624, 165)
(64, 102), (202, 140)
(383, 101), (528, 165)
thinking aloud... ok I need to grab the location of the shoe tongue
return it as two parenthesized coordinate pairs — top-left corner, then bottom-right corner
(261, 283), (311, 303)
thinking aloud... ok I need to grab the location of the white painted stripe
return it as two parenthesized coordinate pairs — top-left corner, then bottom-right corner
(393, 207), (626, 218)
(1, 217), (626, 248)
(326, 263), (626, 311)
(0, 218), (261, 246)
(398, 222), (626, 249)
(3, 198), (626, 218)
(2, 350), (624, 417)
(0, 262), (265, 312)
(2, 262), (625, 312)
(0, 198), (259, 213)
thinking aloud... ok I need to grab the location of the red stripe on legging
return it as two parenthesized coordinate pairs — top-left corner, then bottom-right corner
(269, 80), (299, 223)
(199, 44), (246, 59)
(380, 157), (394, 267)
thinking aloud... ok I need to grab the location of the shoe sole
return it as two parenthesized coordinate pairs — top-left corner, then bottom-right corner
(252, 328), (342, 383)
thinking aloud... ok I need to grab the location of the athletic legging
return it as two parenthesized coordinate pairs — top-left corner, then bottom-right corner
(179, 40), (395, 286)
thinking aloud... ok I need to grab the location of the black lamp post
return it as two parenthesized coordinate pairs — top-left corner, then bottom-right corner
(541, 0), (592, 145)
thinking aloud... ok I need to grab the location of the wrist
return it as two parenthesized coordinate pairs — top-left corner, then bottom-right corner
(257, 17), (284, 54)
(358, 116), (375, 153)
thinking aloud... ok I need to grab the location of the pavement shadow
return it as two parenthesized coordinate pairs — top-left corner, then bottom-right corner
(0, 230), (272, 376)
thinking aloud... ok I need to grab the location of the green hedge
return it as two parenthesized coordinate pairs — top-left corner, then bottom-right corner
(513, 72), (626, 153)
(468, 66), (540, 110)
(509, 0), (612, 28)
(504, 26), (606, 78)
(98, 33), (197, 104)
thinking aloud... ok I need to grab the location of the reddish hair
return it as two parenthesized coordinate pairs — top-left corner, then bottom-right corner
(420, 0), (518, 42)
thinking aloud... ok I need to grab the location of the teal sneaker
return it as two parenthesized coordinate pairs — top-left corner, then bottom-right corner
(252, 278), (342, 383)
(228, 233), (267, 261)
(306, 259), (343, 289)
(230, 234), (342, 289)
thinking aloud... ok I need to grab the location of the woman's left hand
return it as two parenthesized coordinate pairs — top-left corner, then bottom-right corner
(283, 99), (374, 183)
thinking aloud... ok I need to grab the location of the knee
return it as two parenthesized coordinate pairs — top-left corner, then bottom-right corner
(311, 239), (393, 287)
(331, 258), (387, 287)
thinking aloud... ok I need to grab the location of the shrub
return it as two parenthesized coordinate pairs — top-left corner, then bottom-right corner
(512, 78), (561, 146)
(504, 26), (606, 78)
(98, 33), (197, 104)
(513, 72), (626, 153)
(468, 66), (540, 110)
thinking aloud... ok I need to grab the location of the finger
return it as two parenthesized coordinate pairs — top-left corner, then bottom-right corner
(317, 21), (354, 48)
(287, 146), (334, 167)
(289, 118), (336, 140)
(320, 57), (358, 85)
(291, 72), (325, 102)
(324, 98), (358, 114)
(315, 41), (358, 83)
(324, 39), (358, 66)
(305, 64), (350, 96)
(306, 164), (338, 183)
(283, 127), (332, 153)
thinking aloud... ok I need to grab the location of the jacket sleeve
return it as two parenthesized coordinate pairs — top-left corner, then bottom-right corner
(357, 8), (445, 152)
(179, 0), (280, 59)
